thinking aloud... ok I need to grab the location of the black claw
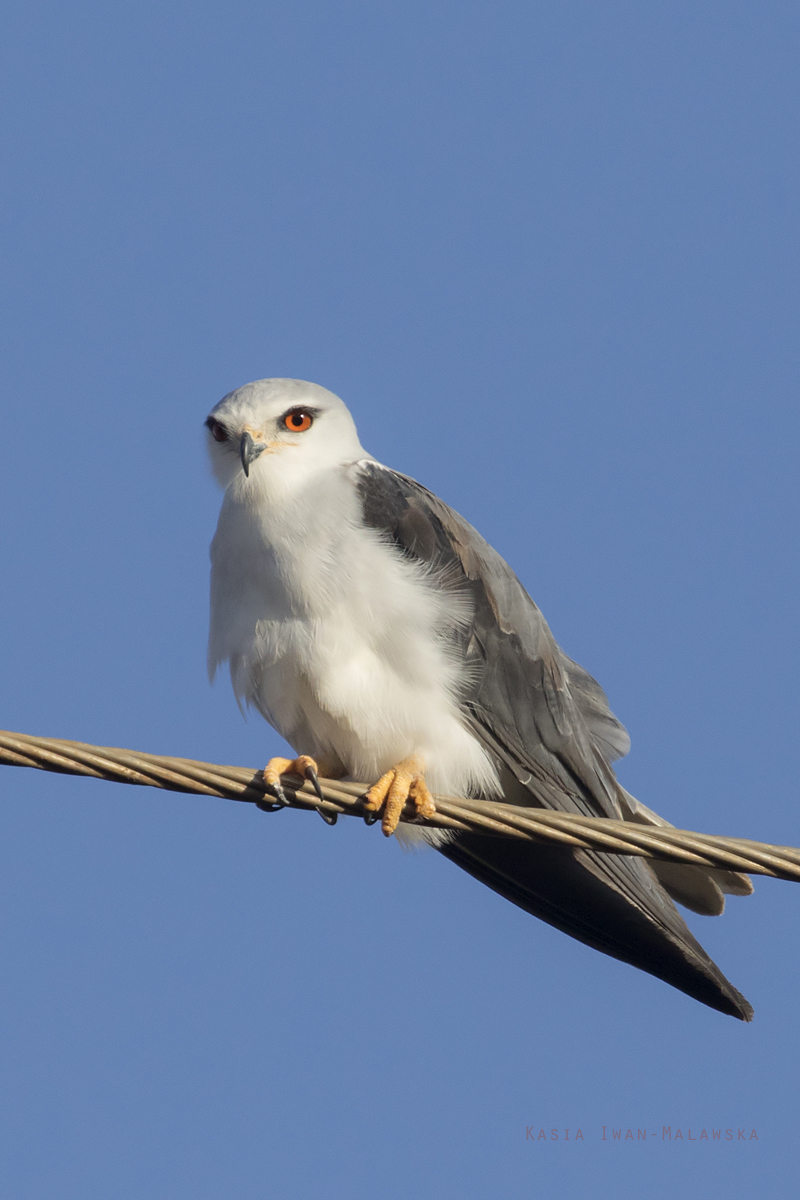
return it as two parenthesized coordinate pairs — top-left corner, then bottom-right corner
(363, 809), (380, 825)
(264, 776), (291, 807)
(255, 796), (285, 813)
(317, 807), (338, 825)
(305, 765), (325, 803)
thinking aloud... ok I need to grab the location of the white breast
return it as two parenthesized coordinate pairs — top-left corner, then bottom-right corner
(208, 462), (499, 802)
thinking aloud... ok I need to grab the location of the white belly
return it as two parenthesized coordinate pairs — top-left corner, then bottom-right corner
(208, 467), (499, 802)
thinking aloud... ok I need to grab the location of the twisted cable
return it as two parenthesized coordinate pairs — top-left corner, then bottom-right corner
(1, 729), (799, 882)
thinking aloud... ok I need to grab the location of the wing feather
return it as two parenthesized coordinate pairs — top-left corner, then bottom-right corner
(353, 460), (752, 1020)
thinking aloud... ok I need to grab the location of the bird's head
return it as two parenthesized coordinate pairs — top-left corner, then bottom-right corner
(205, 378), (366, 492)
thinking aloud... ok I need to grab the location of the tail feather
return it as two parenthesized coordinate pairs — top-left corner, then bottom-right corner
(440, 833), (754, 1020)
(617, 787), (754, 916)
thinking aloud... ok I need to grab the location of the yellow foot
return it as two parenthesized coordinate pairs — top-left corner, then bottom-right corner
(263, 755), (324, 806)
(362, 757), (436, 837)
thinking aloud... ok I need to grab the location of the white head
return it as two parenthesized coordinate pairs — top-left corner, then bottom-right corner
(205, 378), (367, 494)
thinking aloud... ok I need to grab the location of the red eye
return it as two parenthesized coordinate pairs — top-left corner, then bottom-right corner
(282, 409), (314, 433)
(206, 418), (228, 442)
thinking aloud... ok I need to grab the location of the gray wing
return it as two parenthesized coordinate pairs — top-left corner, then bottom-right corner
(354, 460), (752, 1020)
(560, 654), (631, 763)
(356, 460), (629, 818)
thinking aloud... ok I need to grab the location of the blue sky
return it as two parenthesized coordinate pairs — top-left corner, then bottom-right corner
(1, 2), (798, 1196)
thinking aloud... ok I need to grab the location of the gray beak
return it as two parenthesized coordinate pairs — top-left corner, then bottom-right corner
(240, 431), (266, 477)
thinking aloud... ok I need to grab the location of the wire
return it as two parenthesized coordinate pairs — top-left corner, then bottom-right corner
(2, 728), (798, 882)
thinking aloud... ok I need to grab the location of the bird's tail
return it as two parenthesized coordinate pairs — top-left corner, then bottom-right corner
(615, 787), (754, 916)
(440, 832), (754, 1020)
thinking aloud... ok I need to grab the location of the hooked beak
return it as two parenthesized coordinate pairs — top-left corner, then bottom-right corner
(240, 431), (267, 477)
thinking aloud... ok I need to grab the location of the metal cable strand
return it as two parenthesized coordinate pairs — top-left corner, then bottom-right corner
(1, 729), (799, 882)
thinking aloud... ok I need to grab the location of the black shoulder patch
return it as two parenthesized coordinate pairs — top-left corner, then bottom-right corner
(355, 462), (460, 569)
(356, 462), (410, 534)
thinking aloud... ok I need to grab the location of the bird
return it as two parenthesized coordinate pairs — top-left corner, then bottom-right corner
(205, 377), (754, 1021)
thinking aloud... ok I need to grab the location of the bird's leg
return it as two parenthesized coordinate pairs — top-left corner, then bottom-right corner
(263, 754), (327, 806)
(263, 755), (348, 825)
(362, 756), (436, 837)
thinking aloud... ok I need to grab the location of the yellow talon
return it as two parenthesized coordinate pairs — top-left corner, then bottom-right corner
(263, 755), (322, 804)
(409, 776), (436, 820)
(363, 757), (436, 836)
